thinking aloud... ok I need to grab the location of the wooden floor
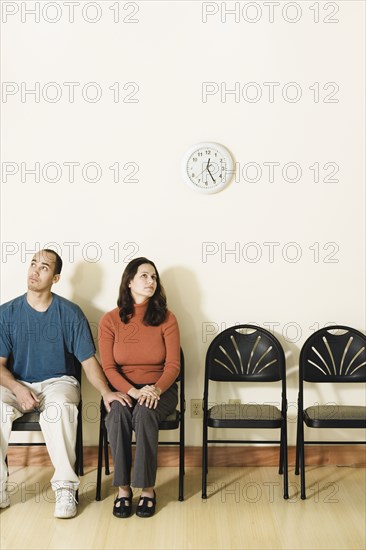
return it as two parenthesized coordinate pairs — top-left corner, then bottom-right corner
(1, 465), (365, 550)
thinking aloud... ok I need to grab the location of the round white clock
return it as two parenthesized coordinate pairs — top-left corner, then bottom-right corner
(182, 142), (235, 194)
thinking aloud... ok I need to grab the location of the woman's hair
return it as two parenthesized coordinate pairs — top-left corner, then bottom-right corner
(117, 257), (167, 326)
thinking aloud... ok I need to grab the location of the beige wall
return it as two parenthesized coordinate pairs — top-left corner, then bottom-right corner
(2, 1), (365, 446)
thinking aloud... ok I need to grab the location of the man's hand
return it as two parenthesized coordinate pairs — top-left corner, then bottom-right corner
(13, 384), (40, 411)
(102, 391), (132, 413)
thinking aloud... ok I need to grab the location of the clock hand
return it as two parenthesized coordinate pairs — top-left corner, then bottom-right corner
(207, 166), (216, 183)
(196, 162), (209, 178)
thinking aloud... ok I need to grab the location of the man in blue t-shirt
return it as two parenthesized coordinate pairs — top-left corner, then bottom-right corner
(0, 249), (132, 518)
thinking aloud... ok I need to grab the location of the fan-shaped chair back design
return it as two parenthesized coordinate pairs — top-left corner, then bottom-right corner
(300, 328), (366, 382)
(207, 327), (283, 382)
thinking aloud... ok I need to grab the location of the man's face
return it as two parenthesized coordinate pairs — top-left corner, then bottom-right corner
(27, 250), (60, 293)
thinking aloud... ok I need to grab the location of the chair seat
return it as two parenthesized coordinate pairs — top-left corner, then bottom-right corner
(12, 411), (41, 431)
(158, 410), (180, 430)
(208, 404), (283, 428)
(304, 405), (366, 428)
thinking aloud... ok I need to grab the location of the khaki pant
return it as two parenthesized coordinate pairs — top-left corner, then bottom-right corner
(0, 376), (80, 492)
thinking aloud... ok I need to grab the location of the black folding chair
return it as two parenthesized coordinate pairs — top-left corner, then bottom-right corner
(202, 325), (288, 499)
(295, 325), (366, 499)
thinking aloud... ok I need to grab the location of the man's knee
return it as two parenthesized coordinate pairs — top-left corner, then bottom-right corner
(0, 402), (22, 425)
(44, 384), (80, 405)
(41, 400), (78, 426)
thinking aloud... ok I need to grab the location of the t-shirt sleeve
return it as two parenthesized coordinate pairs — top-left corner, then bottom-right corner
(98, 312), (132, 393)
(70, 309), (96, 363)
(0, 310), (12, 359)
(155, 311), (180, 393)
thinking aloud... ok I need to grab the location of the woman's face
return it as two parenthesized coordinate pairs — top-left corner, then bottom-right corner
(128, 263), (158, 304)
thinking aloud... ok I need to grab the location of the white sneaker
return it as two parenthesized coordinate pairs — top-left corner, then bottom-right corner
(0, 490), (10, 509)
(54, 488), (77, 519)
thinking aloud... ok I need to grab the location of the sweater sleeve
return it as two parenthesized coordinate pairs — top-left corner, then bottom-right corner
(155, 311), (181, 393)
(98, 312), (133, 393)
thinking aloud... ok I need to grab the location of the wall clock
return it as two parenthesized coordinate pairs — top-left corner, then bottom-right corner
(182, 142), (235, 194)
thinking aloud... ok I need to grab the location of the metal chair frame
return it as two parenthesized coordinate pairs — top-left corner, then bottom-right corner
(295, 325), (366, 499)
(202, 324), (289, 500)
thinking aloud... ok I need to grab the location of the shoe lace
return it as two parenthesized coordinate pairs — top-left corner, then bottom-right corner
(56, 488), (78, 505)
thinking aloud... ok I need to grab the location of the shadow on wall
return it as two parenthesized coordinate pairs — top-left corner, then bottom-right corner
(68, 261), (106, 443)
(69, 261), (104, 353)
(278, 334), (299, 393)
(161, 265), (203, 385)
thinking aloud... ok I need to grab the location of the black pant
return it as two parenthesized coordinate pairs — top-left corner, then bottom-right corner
(105, 384), (178, 488)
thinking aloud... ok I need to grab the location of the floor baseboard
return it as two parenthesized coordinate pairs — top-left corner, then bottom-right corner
(7, 445), (366, 468)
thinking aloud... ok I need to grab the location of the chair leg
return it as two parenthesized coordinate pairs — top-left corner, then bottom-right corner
(76, 402), (84, 476)
(95, 413), (105, 501)
(178, 419), (184, 501)
(299, 420), (306, 499)
(279, 426), (284, 475)
(282, 424), (289, 500)
(295, 413), (301, 476)
(103, 423), (110, 476)
(202, 421), (208, 499)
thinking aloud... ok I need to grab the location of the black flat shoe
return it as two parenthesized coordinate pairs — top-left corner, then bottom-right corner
(136, 491), (156, 518)
(113, 489), (133, 518)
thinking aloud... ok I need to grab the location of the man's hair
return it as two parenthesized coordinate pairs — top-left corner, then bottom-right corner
(43, 249), (63, 275)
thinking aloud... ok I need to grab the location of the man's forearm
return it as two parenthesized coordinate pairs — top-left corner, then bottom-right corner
(81, 356), (110, 396)
(0, 361), (23, 393)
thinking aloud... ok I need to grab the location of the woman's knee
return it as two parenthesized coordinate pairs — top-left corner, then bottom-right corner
(133, 403), (159, 427)
(105, 400), (131, 424)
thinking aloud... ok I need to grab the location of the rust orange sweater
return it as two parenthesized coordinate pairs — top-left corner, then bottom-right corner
(98, 301), (180, 394)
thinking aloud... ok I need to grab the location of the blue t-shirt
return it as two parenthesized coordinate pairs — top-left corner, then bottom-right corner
(0, 293), (96, 383)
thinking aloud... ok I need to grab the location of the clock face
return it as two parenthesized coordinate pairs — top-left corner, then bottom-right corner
(182, 142), (234, 194)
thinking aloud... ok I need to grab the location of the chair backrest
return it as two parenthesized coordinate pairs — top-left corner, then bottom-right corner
(177, 347), (184, 383)
(178, 347), (184, 400)
(205, 325), (286, 383)
(300, 326), (366, 383)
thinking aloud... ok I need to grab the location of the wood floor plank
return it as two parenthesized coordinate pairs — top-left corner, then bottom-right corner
(1, 465), (365, 549)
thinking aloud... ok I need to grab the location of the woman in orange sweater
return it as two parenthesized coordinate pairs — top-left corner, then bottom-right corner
(98, 257), (180, 518)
